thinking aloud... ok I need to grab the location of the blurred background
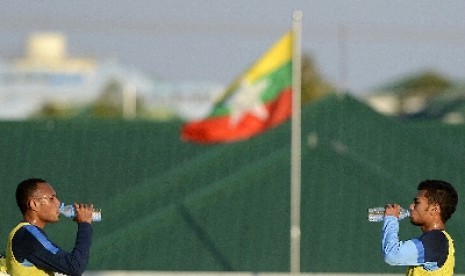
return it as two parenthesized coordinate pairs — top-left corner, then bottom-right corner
(1, 0), (464, 121)
(1, 1), (465, 275)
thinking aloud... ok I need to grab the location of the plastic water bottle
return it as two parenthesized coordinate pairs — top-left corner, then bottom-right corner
(367, 206), (409, 222)
(60, 203), (102, 222)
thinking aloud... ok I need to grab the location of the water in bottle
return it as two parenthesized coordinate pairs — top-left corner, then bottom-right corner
(367, 206), (409, 222)
(60, 203), (102, 222)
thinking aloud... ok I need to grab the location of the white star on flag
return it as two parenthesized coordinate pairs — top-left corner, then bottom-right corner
(226, 79), (270, 127)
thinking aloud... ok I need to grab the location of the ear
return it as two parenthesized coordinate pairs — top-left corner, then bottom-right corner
(431, 203), (441, 214)
(28, 198), (40, 212)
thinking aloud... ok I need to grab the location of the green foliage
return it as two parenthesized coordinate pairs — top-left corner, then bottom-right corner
(383, 70), (453, 98)
(300, 53), (334, 105)
(32, 102), (81, 119)
(90, 79), (126, 118)
(33, 79), (170, 120)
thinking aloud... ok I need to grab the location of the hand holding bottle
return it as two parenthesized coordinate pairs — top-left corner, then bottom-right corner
(74, 203), (94, 224)
(384, 203), (402, 217)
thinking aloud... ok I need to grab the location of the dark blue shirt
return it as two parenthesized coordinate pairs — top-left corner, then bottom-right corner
(12, 222), (92, 276)
(418, 230), (448, 267)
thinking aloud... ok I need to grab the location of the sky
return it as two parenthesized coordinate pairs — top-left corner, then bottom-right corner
(1, 0), (465, 96)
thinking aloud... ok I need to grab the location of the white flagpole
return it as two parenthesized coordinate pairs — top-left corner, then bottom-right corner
(290, 10), (302, 275)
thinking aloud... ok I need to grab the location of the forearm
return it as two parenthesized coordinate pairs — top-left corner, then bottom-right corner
(29, 223), (93, 275)
(66, 223), (93, 274)
(381, 216), (421, 266)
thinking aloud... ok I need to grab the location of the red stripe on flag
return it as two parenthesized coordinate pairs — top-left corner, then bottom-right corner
(181, 88), (292, 144)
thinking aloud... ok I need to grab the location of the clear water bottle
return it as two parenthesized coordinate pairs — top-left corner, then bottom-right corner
(367, 206), (409, 222)
(60, 203), (102, 222)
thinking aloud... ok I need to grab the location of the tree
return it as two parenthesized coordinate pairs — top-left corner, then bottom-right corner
(90, 79), (146, 119)
(300, 53), (334, 105)
(90, 79), (125, 118)
(381, 70), (453, 115)
(33, 102), (79, 118)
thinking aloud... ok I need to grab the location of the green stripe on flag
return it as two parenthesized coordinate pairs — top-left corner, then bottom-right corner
(210, 61), (292, 118)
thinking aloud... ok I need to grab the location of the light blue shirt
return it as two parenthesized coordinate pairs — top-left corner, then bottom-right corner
(381, 215), (440, 271)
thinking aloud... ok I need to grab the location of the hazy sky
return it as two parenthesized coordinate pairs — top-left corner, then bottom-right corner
(1, 0), (465, 95)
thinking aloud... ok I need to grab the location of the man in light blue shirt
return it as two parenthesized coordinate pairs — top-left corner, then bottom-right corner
(381, 180), (457, 275)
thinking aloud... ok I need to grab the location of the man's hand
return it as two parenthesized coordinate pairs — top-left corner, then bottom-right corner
(384, 203), (401, 218)
(73, 203), (94, 224)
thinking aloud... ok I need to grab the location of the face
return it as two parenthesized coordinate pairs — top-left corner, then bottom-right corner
(409, 190), (435, 226)
(31, 182), (61, 224)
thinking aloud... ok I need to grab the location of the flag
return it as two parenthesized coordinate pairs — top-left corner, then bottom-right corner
(181, 31), (293, 144)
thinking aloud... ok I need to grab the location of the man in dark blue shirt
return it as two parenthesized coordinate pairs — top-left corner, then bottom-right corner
(6, 178), (94, 276)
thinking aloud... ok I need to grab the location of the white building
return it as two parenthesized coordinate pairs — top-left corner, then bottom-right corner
(0, 32), (222, 120)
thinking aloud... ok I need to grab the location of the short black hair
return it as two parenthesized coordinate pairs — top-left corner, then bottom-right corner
(16, 178), (47, 215)
(418, 179), (458, 222)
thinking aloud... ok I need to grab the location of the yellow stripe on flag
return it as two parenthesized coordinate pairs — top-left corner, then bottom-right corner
(244, 31), (292, 83)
